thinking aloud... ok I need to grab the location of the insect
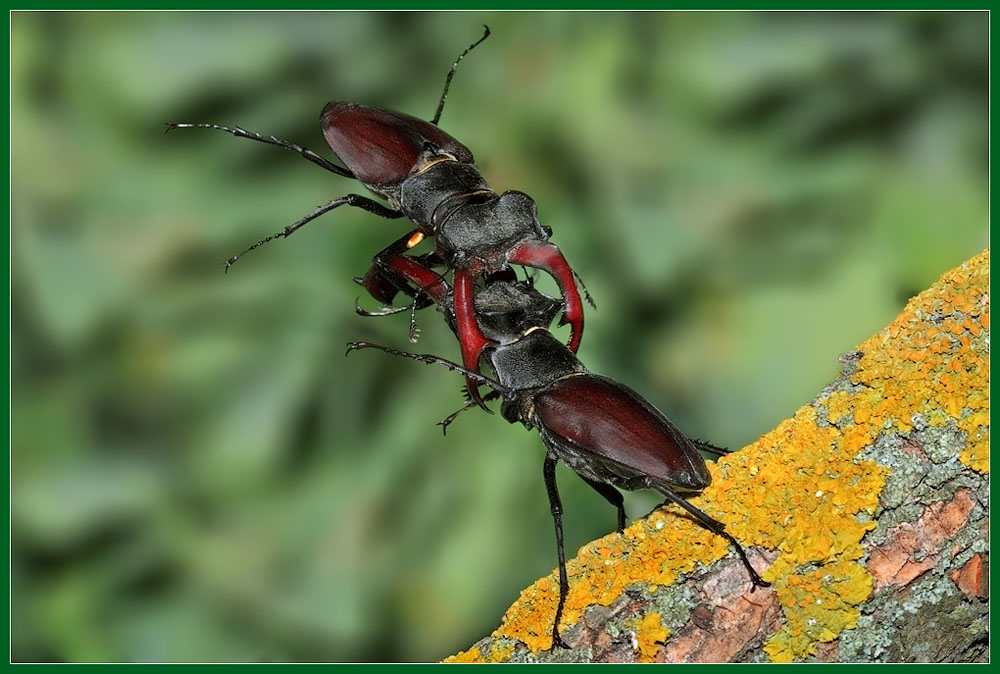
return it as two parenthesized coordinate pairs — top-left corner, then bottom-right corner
(166, 27), (588, 409)
(347, 264), (770, 650)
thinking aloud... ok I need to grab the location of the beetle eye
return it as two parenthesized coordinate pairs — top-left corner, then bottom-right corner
(500, 400), (520, 424)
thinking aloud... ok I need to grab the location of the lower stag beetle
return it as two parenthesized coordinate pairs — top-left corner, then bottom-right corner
(166, 27), (587, 409)
(347, 262), (769, 650)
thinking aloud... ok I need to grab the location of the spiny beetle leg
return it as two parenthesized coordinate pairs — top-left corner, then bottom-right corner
(224, 194), (405, 272)
(381, 255), (452, 344)
(164, 122), (355, 178)
(453, 268), (494, 411)
(543, 453), (572, 650)
(581, 478), (627, 533)
(437, 390), (502, 436)
(354, 301), (412, 317)
(507, 240), (584, 353)
(692, 438), (731, 457)
(345, 342), (514, 398)
(654, 483), (770, 590)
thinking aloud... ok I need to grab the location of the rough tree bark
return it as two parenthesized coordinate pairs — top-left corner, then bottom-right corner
(445, 249), (989, 664)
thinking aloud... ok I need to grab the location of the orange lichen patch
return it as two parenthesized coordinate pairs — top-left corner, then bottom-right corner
(453, 250), (988, 662)
(851, 249), (989, 473)
(632, 611), (669, 663)
(443, 646), (484, 663)
(708, 404), (884, 572)
(763, 560), (873, 663)
(706, 400), (885, 662)
(492, 510), (727, 652)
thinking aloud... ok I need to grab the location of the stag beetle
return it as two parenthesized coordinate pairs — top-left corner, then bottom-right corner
(167, 27), (587, 409)
(347, 264), (769, 649)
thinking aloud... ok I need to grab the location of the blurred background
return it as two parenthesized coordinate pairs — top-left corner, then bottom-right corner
(12, 10), (987, 663)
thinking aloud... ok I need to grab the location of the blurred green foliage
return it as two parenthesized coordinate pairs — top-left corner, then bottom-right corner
(11, 10), (986, 663)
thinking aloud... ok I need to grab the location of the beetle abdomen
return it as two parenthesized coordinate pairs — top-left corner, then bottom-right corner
(533, 375), (711, 493)
(321, 102), (474, 187)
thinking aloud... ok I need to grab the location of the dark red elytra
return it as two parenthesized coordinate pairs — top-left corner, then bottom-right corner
(320, 102), (474, 187)
(533, 375), (712, 493)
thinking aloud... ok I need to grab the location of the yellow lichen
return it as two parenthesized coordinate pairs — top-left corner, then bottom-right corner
(452, 249), (989, 662)
(442, 646), (484, 663)
(487, 641), (515, 663)
(632, 611), (669, 663)
(851, 249), (989, 475)
(490, 506), (728, 652)
(763, 558), (874, 661)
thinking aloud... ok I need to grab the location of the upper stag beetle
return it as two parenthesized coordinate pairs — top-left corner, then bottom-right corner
(167, 27), (587, 408)
(347, 259), (769, 650)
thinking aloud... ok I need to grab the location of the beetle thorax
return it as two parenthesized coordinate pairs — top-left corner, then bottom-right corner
(435, 191), (548, 273)
(399, 161), (493, 231)
(488, 331), (586, 393)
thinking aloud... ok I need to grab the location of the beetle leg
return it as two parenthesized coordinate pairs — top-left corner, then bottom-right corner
(581, 478), (627, 533)
(354, 302), (412, 317)
(543, 453), (572, 650)
(357, 231), (440, 308)
(507, 240), (584, 353)
(692, 439), (731, 457)
(165, 122), (356, 178)
(346, 342), (514, 398)
(453, 268), (494, 411)
(224, 194), (406, 272)
(361, 250), (495, 411)
(437, 390), (502, 435)
(653, 483), (770, 590)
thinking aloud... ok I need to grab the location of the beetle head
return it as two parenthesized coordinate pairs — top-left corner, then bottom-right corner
(473, 281), (562, 344)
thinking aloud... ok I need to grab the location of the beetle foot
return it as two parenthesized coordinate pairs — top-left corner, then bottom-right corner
(345, 341), (368, 356)
(550, 631), (571, 650)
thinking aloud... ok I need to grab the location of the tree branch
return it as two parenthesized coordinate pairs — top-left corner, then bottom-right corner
(445, 249), (989, 664)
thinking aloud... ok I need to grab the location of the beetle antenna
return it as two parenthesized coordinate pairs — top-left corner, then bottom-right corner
(165, 122), (356, 179)
(432, 25), (490, 126)
(572, 268), (597, 310)
(346, 341), (514, 399)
